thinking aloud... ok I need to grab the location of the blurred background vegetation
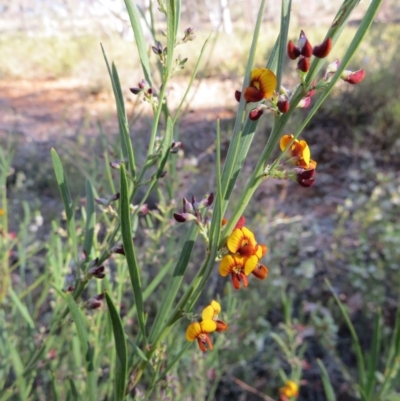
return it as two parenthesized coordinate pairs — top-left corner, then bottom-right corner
(1, 0), (400, 400)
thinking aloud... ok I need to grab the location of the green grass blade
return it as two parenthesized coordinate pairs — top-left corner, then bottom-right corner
(317, 359), (337, 401)
(66, 294), (96, 401)
(166, 0), (178, 78)
(9, 288), (35, 329)
(68, 379), (80, 400)
(148, 223), (198, 343)
(119, 164), (147, 342)
(123, 0), (152, 86)
(325, 279), (366, 389)
(105, 292), (128, 401)
(276, 0), (291, 90)
(365, 309), (381, 398)
(208, 119), (222, 248)
(83, 179), (96, 260)
(101, 46), (136, 180)
(51, 148), (78, 266)
(379, 297), (400, 397)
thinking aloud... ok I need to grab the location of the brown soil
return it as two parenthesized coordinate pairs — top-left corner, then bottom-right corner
(0, 78), (237, 144)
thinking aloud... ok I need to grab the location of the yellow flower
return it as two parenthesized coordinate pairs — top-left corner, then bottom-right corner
(227, 227), (258, 257)
(279, 380), (299, 398)
(186, 320), (217, 352)
(280, 134), (317, 169)
(0, 208), (4, 217)
(219, 254), (258, 289)
(244, 68), (277, 103)
(202, 300), (228, 332)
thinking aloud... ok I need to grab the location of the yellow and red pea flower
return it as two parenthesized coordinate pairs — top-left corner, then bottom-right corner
(186, 319), (217, 352)
(243, 68), (277, 103)
(219, 226), (269, 289)
(201, 300), (228, 332)
(279, 380), (299, 400)
(279, 134), (317, 170)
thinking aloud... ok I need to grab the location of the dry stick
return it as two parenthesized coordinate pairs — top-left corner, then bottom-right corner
(232, 377), (277, 401)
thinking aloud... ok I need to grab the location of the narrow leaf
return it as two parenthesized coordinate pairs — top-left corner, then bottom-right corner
(119, 164), (147, 341)
(317, 359), (337, 401)
(124, 0), (152, 86)
(83, 179), (96, 259)
(66, 294), (96, 401)
(51, 148), (78, 265)
(105, 292), (128, 401)
(9, 288), (35, 329)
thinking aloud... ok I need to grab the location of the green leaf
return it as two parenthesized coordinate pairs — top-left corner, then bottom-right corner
(101, 46), (136, 180)
(276, 0), (292, 90)
(208, 119), (222, 249)
(66, 294), (96, 401)
(9, 287), (35, 329)
(68, 379), (80, 400)
(149, 223), (198, 343)
(166, 0), (177, 78)
(105, 292), (128, 401)
(123, 0), (152, 86)
(51, 148), (78, 266)
(365, 309), (381, 398)
(119, 164), (147, 342)
(83, 179), (96, 259)
(317, 359), (337, 401)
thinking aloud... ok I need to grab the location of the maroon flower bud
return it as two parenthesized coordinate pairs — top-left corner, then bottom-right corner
(111, 244), (125, 255)
(341, 69), (365, 85)
(297, 168), (316, 187)
(138, 79), (147, 89)
(160, 170), (167, 178)
(298, 30), (313, 58)
(64, 285), (75, 292)
(312, 37), (332, 58)
(130, 87), (141, 95)
(277, 98), (290, 113)
(234, 90), (241, 102)
(86, 293), (105, 310)
(109, 193), (120, 202)
(173, 212), (198, 223)
(88, 265), (105, 279)
(152, 41), (163, 55)
(298, 177), (315, 187)
(297, 57), (310, 73)
(287, 40), (300, 60)
(147, 88), (154, 95)
(249, 108), (264, 121)
(197, 193), (214, 209)
(170, 141), (183, 154)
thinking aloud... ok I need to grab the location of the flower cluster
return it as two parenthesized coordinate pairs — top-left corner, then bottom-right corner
(279, 134), (317, 187)
(287, 30), (332, 73)
(173, 193), (214, 224)
(219, 217), (268, 289)
(186, 300), (228, 352)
